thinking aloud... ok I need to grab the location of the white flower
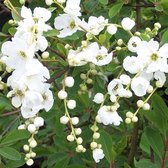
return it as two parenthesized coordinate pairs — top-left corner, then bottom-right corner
(121, 17), (135, 31)
(93, 93), (104, 104)
(90, 44), (113, 66)
(98, 106), (123, 125)
(120, 74), (131, 85)
(127, 36), (141, 52)
(1, 37), (35, 70)
(92, 148), (105, 163)
(64, 0), (81, 17)
(107, 79), (123, 95)
(82, 16), (108, 35)
(123, 56), (143, 74)
(131, 77), (150, 97)
(54, 14), (81, 38)
(107, 24), (117, 35)
(136, 39), (168, 73)
(154, 71), (166, 86)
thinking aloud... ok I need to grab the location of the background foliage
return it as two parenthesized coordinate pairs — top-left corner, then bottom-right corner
(0, 0), (168, 168)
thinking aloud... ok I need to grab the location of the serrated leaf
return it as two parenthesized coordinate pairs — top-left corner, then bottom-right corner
(0, 130), (30, 146)
(0, 147), (21, 160)
(161, 29), (168, 44)
(144, 127), (164, 159)
(109, 2), (124, 18)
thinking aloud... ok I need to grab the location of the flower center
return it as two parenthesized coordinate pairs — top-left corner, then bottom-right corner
(69, 21), (76, 29)
(150, 53), (158, 61)
(96, 55), (104, 61)
(132, 42), (137, 47)
(19, 51), (27, 58)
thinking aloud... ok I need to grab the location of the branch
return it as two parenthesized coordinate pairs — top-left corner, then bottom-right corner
(161, 139), (168, 168)
(0, 110), (20, 117)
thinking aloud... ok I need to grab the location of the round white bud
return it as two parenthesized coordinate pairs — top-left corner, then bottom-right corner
(121, 17), (135, 31)
(93, 93), (104, 104)
(71, 117), (79, 125)
(42, 52), (49, 59)
(111, 105), (118, 112)
(120, 74), (131, 85)
(147, 85), (153, 93)
(116, 46), (121, 51)
(93, 132), (100, 139)
(26, 153), (31, 159)
(77, 137), (83, 144)
(95, 115), (101, 123)
(135, 31), (141, 36)
(75, 128), (82, 135)
(19, 0), (25, 4)
(82, 148), (86, 153)
(58, 90), (68, 99)
(27, 124), (36, 133)
(117, 39), (123, 46)
(145, 27), (151, 32)
(80, 73), (87, 80)
(137, 100), (144, 108)
(67, 100), (76, 109)
(77, 145), (84, 152)
(45, 0), (53, 5)
(126, 112), (134, 118)
(91, 125), (99, 132)
(18, 124), (26, 130)
(23, 145), (29, 152)
(26, 159), (34, 166)
(125, 118), (131, 124)
(67, 135), (75, 142)
(107, 24), (117, 35)
(110, 94), (117, 103)
(126, 90), (133, 98)
(65, 76), (75, 87)
(30, 152), (36, 158)
(90, 142), (97, 149)
(132, 116), (138, 123)
(8, 19), (14, 25)
(34, 117), (44, 128)
(29, 139), (37, 148)
(154, 22), (161, 29)
(143, 103), (150, 110)
(60, 116), (69, 124)
(156, 81), (163, 88)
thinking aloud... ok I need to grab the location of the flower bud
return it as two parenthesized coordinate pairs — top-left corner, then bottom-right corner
(71, 117), (79, 125)
(67, 134), (75, 142)
(110, 94), (117, 102)
(126, 111), (134, 118)
(67, 100), (76, 109)
(75, 128), (82, 135)
(80, 73), (87, 80)
(77, 137), (83, 144)
(29, 139), (37, 148)
(45, 0), (53, 5)
(132, 116), (138, 123)
(77, 145), (84, 152)
(34, 117), (44, 128)
(65, 76), (75, 87)
(125, 118), (131, 124)
(26, 159), (34, 166)
(23, 145), (29, 152)
(143, 103), (150, 110)
(18, 124), (26, 130)
(137, 100), (144, 108)
(42, 52), (49, 59)
(58, 90), (68, 99)
(107, 25), (117, 35)
(90, 142), (97, 149)
(147, 85), (153, 93)
(93, 132), (100, 139)
(27, 124), (36, 133)
(30, 152), (36, 158)
(95, 115), (101, 123)
(60, 116), (69, 124)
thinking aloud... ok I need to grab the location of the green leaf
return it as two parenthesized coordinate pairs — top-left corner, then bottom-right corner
(144, 127), (164, 159)
(161, 29), (168, 44)
(134, 159), (158, 168)
(109, 2), (124, 18)
(0, 147), (21, 160)
(67, 165), (86, 168)
(98, 130), (115, 163)
(44, 29), (59, 37)
(161, 0), (168, 15)
(152, 94), (168, 120)
(115, 136), (127, 155)
(98, 0), (108, 5)
(54, 156), (70, 168)
(11, 7), (21, 21)
(0, 130), (30, 146)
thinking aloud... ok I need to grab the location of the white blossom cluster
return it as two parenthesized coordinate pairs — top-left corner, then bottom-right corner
(1, 6), (54, 119)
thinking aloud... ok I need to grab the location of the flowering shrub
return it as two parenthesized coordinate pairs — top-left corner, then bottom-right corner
(0, 0), (168, 167)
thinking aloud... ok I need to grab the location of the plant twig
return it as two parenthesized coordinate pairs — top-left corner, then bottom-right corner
(161, 139), (168, 168)
(0, 110), (20, 117)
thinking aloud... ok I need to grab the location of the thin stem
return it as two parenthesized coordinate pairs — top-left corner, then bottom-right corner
(161, 139), (168, 168)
